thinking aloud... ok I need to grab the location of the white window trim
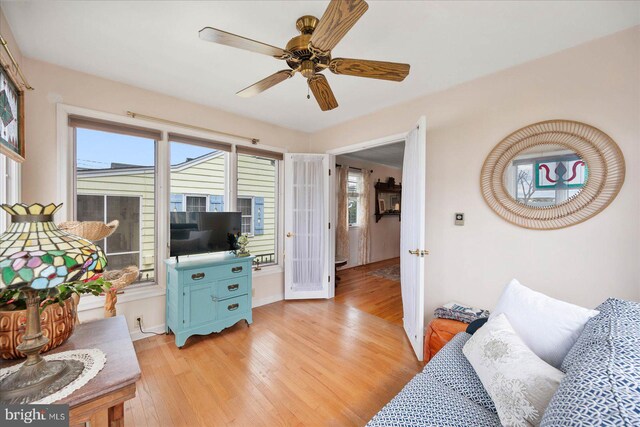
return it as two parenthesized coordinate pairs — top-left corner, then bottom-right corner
(56, 103), (287, 306)
(185, 194), (208, 212)
(237, 195), (255, 236)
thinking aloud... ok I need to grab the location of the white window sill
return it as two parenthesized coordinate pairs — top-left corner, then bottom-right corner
(252, 264), (284, 278)
(77, 283), (166, 312)
(77, 265), (283, 312)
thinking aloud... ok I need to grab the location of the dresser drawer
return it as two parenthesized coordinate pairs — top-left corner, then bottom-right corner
(183, 263), (248, 285)
(216, 294), (249, 321)
(217, 276), (249, 300)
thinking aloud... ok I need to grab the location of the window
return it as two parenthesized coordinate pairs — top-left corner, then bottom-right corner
(0, 154), (20, 233)
(66, 110), (284, 278)
(237, 151), (279, 266)
(237, 197), (253, 235)
(77, 194), (142, 272)
(72, 124), (157, 284)
(511, 154), (586, 207)
(186, 195), (207, 212)
(348, 171), (362, 226)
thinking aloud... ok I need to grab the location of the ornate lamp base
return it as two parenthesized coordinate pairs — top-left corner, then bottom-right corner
(0, 289), (84, 404)
(0, 359), (84, 404)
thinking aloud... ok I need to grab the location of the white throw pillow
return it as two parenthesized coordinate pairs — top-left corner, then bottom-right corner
(489, 279), (598, 368)
(463, 313), (564, 427)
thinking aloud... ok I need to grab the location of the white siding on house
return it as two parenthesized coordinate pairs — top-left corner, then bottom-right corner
(77, 152), (278, 274)
(77, 170), (156, 281)
(238, 154), (277, 262)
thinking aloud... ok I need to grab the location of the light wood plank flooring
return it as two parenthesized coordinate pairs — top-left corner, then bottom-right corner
(335, 258), (403, 326)
(90, 258), (413, 426)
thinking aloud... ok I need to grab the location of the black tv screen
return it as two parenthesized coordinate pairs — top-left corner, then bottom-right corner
(169, 212), (241, 257)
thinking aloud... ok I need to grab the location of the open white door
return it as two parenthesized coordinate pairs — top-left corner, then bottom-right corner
(400, 116), (427, 361)
(284, 154), (335, 300)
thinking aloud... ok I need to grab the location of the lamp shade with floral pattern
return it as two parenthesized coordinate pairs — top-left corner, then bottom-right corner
(0, 203), (107, 290)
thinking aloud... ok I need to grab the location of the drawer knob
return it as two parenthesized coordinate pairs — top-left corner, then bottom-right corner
(231, 266), (243, 273)
(228, 284), (239, 291)
(227, 303), (240, 311)
(191, 272), (205, 280)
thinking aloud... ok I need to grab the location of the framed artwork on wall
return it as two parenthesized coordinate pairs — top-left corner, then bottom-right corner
(0, 64), (24, 163)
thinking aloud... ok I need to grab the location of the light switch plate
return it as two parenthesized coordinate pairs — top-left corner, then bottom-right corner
(455, 213), (464, 226)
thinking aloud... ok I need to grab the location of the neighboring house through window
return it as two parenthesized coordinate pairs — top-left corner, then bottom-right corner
(68, 111), (283, 275)
(72, 120), (158, 284)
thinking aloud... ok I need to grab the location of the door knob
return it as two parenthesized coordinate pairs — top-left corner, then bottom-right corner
(409, 249), (430, 257)
(286, 232), (295, 238)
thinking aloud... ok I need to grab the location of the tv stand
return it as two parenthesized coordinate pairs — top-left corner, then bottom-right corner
(164, 253), (254, 348)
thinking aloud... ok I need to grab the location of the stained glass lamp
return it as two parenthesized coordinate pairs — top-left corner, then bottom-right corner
(0, 203), (107, 404)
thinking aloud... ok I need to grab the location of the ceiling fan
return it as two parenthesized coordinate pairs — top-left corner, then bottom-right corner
(198, 0), (410, 111)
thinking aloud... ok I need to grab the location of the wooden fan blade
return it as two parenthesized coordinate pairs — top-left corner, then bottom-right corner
(330, 58), (410, 82)
(236, 70), (293, 98)
(308, 75), (338, 111)
(309, 0), (369, 54)
(199, 27), (291, 59)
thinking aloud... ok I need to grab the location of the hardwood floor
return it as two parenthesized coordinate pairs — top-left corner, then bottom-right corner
(335, 258), (403, 326)
(90, 258), (413, 426)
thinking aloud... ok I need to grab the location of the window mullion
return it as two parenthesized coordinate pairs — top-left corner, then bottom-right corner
(228, 148), (237, 212)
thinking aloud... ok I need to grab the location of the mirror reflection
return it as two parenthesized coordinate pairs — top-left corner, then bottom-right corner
(504, 144), (588, 207)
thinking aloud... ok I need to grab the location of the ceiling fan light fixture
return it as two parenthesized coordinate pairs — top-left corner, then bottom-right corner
(300, 60), (316, 79)
(199, 0), (410, 111)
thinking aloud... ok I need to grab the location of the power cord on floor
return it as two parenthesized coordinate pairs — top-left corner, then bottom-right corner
(136, 317), (164, 336)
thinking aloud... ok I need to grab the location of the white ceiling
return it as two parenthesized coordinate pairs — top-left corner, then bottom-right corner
(2, 1), (638, 132)
(341, 141), (405, 169)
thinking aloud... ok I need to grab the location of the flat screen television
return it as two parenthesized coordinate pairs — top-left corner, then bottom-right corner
(169, 212), (241, 257)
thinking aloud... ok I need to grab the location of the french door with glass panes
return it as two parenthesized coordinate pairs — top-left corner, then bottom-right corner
(283, 154), (335, 300)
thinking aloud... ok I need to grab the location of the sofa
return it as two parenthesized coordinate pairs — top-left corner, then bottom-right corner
(367, 298), (640, 426)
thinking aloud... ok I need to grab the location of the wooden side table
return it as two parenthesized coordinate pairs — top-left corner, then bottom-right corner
(2, 316), (141, 426)
(423, 318), (468, 364)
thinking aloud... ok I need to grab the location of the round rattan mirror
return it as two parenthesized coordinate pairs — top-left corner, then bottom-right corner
(481, 120), (625, 230)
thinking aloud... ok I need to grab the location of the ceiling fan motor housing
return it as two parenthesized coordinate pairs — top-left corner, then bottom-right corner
(286, 16), (330, 72)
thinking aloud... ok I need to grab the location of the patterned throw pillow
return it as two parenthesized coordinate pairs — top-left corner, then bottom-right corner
(463, 313), (564, 427)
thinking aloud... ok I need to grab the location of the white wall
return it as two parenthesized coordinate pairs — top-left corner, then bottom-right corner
(311, 27), (640, 320)
(336, 155), (402, 268)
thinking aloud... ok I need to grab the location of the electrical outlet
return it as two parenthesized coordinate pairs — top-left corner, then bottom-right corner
(135, 315), (144, 326)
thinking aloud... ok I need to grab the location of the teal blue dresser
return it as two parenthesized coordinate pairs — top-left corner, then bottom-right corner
(165, 253), (254, 348)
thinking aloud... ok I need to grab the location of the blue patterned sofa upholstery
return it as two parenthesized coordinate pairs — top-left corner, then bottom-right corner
(541, 298), (640, 426)
(367, 298), (640, 427)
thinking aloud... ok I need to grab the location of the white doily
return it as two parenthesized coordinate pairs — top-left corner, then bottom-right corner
(0, 348), (106, 404)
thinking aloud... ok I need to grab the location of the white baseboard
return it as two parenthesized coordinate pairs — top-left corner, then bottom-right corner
(129, 323), (166, 341)
(130, 294), (284, 341)
(253, 293), (283, 308)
